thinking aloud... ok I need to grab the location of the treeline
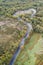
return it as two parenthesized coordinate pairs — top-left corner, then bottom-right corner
(20, 14), (43, 33)
(0, 0), (42, 16)
(31, 17), (43, 33)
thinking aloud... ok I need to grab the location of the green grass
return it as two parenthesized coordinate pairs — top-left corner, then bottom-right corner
(15, 33), (43, 65)
(0, 0), (2, 2)
(25, 33), (41, 50)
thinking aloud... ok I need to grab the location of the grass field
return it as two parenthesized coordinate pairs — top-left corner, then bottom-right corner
(15, 33), (43, 65)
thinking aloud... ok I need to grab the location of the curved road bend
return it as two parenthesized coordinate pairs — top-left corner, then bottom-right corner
(9, 8), (36, 65)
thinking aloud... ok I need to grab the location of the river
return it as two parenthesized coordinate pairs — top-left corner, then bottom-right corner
(9, 8), (36, 65)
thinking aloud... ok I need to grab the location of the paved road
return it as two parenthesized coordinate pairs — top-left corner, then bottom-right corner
(9, 8), (36, 65)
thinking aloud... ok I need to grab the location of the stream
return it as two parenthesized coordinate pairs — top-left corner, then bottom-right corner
(9, 8), (36, 65)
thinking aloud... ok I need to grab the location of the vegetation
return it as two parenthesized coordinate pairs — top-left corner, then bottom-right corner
(15, 33), (43, 65)
(0, 0), (43, 65)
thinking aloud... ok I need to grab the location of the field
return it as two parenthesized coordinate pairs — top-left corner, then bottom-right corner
(15, 33), (43, 65)
(0, 0), (43, 65)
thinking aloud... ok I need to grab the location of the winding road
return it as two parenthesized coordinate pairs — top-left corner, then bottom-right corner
(9, 8), (36, 65)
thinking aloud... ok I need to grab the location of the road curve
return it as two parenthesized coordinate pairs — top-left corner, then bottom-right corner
(9, 8), (36, 65)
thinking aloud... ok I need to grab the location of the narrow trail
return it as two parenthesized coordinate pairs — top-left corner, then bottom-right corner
(9, 8), (36, 65)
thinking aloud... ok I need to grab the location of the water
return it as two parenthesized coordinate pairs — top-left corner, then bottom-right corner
(9, 8), (36, 65)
